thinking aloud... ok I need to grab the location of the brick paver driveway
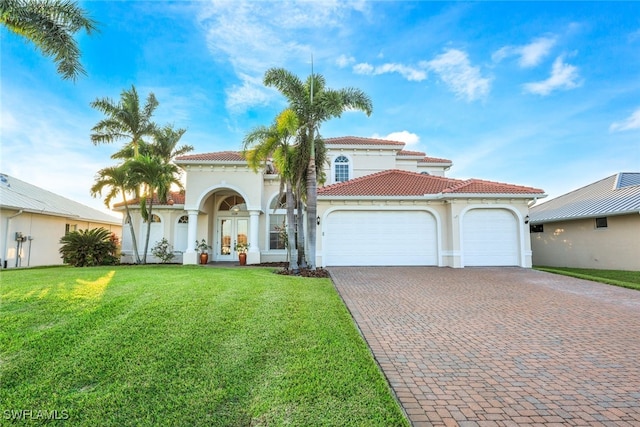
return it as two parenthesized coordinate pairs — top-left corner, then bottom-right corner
(329, 267), (640, 426)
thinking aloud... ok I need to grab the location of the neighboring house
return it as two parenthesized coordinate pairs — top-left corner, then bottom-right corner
(115, 136), (545, 268)
(0, 173), (122, 268)
(529, 172), (640, 271)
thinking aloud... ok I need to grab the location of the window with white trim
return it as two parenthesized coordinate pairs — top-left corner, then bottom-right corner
(268, 194), (297, 250)
(334, 155), (350, 183)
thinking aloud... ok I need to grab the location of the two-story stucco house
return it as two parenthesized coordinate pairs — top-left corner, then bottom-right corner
(116, 136), (546, 268)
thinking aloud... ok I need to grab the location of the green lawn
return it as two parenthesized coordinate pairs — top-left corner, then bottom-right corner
(0, 266), (408, 426)
(534, 266), (640, 290)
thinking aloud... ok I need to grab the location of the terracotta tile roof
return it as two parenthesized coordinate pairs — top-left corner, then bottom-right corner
(442, 178), (544, 194)
(113, 191), (185, 208)
(319, 170), (461, 196)
(420, 156), (453, 164)
(397, 150), (426, 157)
(324, 136), (406, 146)
(318, 170), (544, 197)
(175, 151), (244, 162)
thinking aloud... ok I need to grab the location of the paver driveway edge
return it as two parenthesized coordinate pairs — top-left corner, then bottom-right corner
(328, 269), (413, 425)
(329, 267), (640, 427)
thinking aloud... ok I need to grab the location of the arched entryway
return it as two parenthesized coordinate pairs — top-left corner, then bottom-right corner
(214, 194), (248, 262)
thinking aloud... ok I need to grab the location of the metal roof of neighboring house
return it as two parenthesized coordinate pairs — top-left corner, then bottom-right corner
(0, 173), (121, 225)
(529, 173), (640, 224)
(318, 169), (544, 197)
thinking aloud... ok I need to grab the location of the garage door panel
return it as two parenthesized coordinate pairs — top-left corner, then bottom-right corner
(463, 209), (519, 266)
(325, 211), (437, 266)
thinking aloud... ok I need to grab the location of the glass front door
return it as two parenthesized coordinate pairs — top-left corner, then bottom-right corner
(216, 217), (248, 261)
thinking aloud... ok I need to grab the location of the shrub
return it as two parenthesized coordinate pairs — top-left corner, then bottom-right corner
(59, 228), (119, 267)
(151, 238), (175, 263)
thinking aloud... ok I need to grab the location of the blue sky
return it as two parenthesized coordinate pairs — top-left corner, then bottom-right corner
(2, 1), (639, 216)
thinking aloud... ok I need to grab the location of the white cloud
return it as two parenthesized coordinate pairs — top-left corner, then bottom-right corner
(523, 56), (581, 95)
(225, 73), (272, 112)
(372, 130), (421, 146)
(424, 49), (491, 101)
(610, 108), (640, 132)
(492, 36), (556, 68)
(353, 62), (427, 81)
(197, 1), (369, 112)
(336, 54), (355, 68)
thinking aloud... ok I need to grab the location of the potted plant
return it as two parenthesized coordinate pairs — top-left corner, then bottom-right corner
(196, 239), (211, 264)
(234, 242), (249, 266)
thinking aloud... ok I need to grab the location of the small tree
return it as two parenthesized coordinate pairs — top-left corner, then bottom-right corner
(59, 228), (118, 267)
(151, 238), (175, 264)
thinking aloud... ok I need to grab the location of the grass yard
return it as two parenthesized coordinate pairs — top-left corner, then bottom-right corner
(534, 266), (640, 290)
(0, 266), (408, 426)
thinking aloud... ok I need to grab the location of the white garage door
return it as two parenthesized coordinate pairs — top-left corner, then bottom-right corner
(462, 209), (519, 266)
(324, 210), (438, 266)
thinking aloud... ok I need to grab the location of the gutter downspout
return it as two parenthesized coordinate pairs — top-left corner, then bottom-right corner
(3, 210), (23, 268)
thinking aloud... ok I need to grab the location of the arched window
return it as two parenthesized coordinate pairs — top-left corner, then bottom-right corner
(268, 194), (296, 250)
(334, 155), (350, 183)
(219, 195), (245, 211)
(175, 215), (189, 252)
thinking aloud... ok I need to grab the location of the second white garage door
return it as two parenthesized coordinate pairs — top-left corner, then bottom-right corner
(462, 208), (520, 266)
(324, 210), (438, 266)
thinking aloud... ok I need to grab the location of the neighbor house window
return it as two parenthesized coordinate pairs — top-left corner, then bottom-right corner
(65, 224), (77, 234)
(595, 217), (608, 228)
(530, 224), (544, 233)
(334, 155), (350, 183)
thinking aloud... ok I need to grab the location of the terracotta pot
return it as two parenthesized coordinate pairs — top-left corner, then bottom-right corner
(200, 253), (209, 265)
(238, 252), (247, 266)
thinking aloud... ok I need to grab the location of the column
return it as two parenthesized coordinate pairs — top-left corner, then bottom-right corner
(247, 210), (260, 265)
(183, 210), (199, 265)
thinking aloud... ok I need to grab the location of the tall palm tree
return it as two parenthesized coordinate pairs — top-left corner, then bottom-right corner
(264, 67), (372, 269)
(90, 164), (141, 264)
(243, 109), (299, 273)
(127, 155), (184, 264)
(90, 85), (158, 158)
(1, 0), (98, 81)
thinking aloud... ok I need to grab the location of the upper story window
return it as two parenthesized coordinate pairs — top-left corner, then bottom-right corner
(334, 155), (350, 183)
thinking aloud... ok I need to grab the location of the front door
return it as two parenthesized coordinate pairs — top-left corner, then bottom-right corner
(216, 217), (248, 261)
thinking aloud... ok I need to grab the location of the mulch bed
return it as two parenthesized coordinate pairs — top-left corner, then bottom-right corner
(252, 262), (331, 278)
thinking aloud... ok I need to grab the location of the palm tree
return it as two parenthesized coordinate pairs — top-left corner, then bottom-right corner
(127, 155), (184, 264)
(90, 164), (141, 264)
(264, 67), (373, 269)
(111, 124), (193, 162)
(90, 85), (159, 158)
(243, 109), (299, 273)
(1, 0), (98, 81)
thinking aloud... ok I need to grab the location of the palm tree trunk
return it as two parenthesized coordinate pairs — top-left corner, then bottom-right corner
(306, 126), (317, 270)
(285, 179), (298, 273)
(142, 197), (153, 264)
(118, 186), (141, 264)
(296, 182), (307, 269)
